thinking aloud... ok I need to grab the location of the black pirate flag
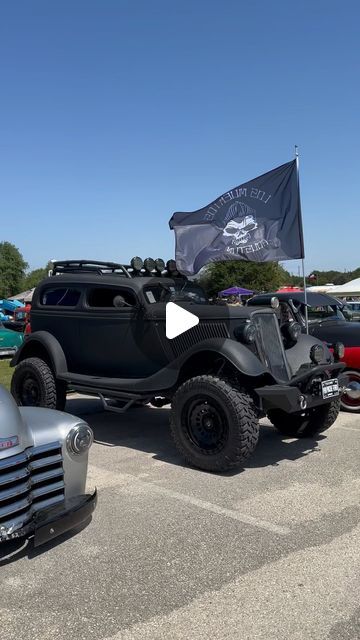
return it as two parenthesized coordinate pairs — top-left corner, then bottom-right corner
(169, 160), (304, 275)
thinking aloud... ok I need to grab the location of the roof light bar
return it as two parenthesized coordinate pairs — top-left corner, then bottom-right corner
(130, 256), (143, 271)
(155, 258), (165, 273)
(144, 257), (155, 272)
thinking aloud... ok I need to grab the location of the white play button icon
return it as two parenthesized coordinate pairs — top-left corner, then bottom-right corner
(166, 302), (199, 339)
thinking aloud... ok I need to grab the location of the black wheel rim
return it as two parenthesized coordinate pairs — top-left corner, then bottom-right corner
(183, 396), (229, 454)
(20, 374), (40, 406)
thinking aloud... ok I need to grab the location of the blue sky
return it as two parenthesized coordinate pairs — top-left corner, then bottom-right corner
(1, 0), (359, 275)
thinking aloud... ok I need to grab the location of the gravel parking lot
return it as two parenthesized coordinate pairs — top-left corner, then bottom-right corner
(1, 397), (359, 640)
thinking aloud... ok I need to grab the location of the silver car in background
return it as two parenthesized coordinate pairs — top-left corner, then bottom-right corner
(0, 384), (96, 547)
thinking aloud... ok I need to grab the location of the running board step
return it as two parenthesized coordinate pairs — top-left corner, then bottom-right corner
(99, 394), (137, 413)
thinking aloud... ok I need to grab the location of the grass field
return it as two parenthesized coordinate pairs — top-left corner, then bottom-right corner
(0, 359), (12, 390)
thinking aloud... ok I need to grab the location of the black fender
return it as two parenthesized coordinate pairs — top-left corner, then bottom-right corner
(129, 338), (270, 394)
(10, 331), (68, 376)
(174, 338), (268, 378)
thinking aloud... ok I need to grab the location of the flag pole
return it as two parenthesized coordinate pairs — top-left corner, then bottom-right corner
(295, 145), (309, 334)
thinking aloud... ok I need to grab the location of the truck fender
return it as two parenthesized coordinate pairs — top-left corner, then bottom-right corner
(10, 331), (68, 376)
(174, 338), (269, 379)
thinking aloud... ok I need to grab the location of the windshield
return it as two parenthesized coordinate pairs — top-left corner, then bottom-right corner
(144, 282), (209, 305)
(344, 303), (360, 311)
(302, 304), (345, 324)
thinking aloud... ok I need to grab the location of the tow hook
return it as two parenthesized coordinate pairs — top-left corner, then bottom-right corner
(299, 395), (307, 410)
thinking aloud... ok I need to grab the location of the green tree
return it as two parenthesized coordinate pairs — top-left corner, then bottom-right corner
(22, 261), (53, 289)
(197, 261), (290, 297)
(0, 242), (28, 298)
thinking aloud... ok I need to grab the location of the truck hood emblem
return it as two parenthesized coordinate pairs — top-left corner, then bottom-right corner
(0, 435), (19, 450)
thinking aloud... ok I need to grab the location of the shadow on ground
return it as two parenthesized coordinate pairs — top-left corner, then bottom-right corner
(66, 396), (324, 475)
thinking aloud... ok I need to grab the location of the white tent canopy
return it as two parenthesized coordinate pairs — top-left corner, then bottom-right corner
(328, 278), (360, 297)
(8, 288), (35, 303)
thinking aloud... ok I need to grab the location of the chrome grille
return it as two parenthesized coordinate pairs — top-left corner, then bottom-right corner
(0, 442), (64, 534)
(252, 313), (290, 380)
(171, 322), (229, 358)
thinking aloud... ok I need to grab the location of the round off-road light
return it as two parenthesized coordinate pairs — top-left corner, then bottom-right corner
(333, 342), (345, 360)
(144, 257), (155, 272)
(166, 259), (177, 273)
(131, 256), (143, 271)
(281, 321), (301, 344)
(234, 321), (257, 344)
(288, 321), (301, 342)
(310, 344), (324, 364)
(66, 424), (94, 455)
(270, 296), (280, 309)
(155, 258), (165, 273)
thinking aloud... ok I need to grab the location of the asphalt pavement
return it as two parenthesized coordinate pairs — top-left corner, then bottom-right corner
(1, 397), (359, 640)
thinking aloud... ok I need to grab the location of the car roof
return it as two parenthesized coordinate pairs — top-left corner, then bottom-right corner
(249, 291), (342, 307)
(36, 274), (189, 293)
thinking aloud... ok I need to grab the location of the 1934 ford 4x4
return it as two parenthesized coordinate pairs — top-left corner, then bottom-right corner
(10, 259), (346, 473)
(0, 383), (96, 547)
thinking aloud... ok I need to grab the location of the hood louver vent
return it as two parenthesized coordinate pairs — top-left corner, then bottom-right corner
(171, 322), (229, 357)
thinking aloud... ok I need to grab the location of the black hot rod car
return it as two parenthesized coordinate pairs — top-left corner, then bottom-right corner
(10, 259), (346, 472)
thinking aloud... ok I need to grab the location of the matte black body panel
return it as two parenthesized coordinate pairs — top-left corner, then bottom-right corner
(57, 338), (270, 394)
(11, 331), (68, 373)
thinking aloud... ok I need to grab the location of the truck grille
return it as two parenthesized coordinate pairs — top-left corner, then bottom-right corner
(171, 322), (229, 358)
(0, 442), (64, 535)
(252, 313), (290, 381)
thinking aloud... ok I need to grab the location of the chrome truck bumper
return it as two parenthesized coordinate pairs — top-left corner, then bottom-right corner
(0, 489), (97, 546)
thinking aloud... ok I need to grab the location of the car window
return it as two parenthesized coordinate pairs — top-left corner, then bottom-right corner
(41, 288), (81, 306)
(87, 287), (137, 308)
(307, 305), (345, 322)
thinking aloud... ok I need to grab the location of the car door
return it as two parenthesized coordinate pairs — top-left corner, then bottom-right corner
(76, 284), (151, 378)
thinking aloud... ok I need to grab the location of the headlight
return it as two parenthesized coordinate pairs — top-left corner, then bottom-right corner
(234, 321), (257, 344)
(310, 344), (325, 364)
(333, 342), (345, 360)
(270, 296), (279, 309)
(66, 423), (94, 455)
(281, 321), (302, 343)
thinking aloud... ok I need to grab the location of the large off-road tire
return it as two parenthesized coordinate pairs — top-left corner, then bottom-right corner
(340, 370), (360, 413)
(11, 357), (66, 410)
(268, 398), (341, 438)
(170, 375), (259, 472)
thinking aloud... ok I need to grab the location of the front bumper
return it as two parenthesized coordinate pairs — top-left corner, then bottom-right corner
(255, 362), (346, 414)
(0, 490), (97, 547)
(0, 347), (18, 357)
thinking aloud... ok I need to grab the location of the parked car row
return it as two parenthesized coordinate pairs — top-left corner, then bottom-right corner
(342, 301), (360, 322)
